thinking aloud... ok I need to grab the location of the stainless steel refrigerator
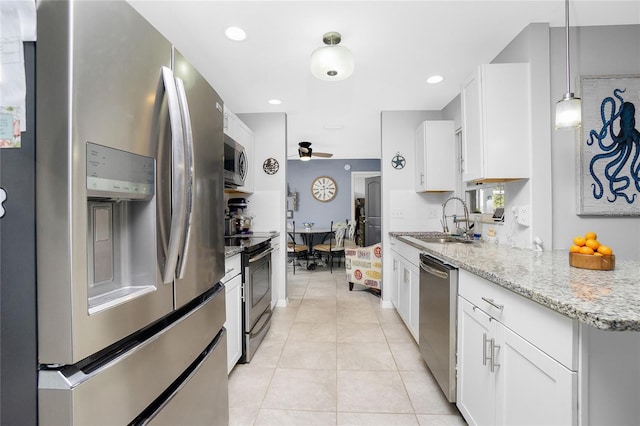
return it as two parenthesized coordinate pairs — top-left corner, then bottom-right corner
(36, 1), (228, 424)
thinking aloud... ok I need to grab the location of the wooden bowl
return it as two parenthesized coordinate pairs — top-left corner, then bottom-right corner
(569, 252), (615, 270)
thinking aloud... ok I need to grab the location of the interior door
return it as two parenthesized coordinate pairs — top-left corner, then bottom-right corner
(364, 176), (381, 245)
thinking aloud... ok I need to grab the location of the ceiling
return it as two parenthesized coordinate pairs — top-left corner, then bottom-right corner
(128, 1), (640, 160)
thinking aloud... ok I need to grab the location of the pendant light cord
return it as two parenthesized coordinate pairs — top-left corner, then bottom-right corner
(564, 0), (571, 95)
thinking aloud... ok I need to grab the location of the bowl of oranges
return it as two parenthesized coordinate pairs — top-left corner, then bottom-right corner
(569, 232), (615, 270)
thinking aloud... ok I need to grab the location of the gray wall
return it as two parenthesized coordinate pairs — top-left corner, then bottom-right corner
(551, 24), (640, 260)
(0, 42), (37, 426)
(287, 159), (380, 229)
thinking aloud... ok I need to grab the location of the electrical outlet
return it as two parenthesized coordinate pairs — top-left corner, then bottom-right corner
(391, 208), (406, 219)
(427, 207), (438, 219)
(516, 204), (530, 227)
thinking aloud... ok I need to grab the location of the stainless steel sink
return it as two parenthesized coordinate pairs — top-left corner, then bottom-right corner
(417, 236), (476, 244)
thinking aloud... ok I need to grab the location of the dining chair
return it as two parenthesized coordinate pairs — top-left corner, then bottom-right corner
(344, 219), (357, 248)
(313, 221), (347, 273)
(287, 221), (308, 274)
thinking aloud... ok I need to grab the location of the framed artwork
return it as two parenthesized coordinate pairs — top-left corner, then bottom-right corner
(577, 75), (640, 216)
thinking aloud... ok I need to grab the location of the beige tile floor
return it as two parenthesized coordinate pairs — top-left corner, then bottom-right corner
(228, 266), (467, 426)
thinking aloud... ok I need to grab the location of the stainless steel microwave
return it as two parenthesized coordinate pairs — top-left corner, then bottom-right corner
(224, 135), (246, 188)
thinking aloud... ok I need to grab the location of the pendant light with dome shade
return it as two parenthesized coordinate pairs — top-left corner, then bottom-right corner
(555, 0), (582, 130)
(310, 31), (354, 81)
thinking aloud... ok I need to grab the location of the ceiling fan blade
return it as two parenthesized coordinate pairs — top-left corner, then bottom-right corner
(298, 147), (310, 154)
(312, 152), (333, 158)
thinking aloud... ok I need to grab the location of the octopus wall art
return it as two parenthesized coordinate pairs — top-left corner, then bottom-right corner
(578, 75), (640, 216)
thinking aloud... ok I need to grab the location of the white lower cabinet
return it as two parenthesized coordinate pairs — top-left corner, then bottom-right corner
(457, 275), (578, 426)
(457, 298), (494, 425)
(495, 322), (576, 426)
(389, 238), (419, 342)
(223, 254), (242, 374)
(270, 236), (281, 308)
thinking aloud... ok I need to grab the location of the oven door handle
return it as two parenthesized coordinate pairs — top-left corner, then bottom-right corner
(249, 247), (274, 263)
(249, 308), (273, 338)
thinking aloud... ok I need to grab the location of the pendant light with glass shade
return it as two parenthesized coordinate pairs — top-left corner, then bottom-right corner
(555, 0), (582, 129)
(310, 32), (354, 81)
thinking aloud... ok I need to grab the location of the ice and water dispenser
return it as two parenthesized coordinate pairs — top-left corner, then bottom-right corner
(86, 142), (156, 314)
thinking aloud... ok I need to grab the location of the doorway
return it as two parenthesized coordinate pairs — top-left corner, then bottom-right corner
(351, 171), (381, 246)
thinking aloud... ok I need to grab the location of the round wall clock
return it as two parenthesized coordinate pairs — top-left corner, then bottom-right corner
(311, 176), (337, 202)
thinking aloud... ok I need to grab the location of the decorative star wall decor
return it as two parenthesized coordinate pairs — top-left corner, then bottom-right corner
(392, 152), (406, 169)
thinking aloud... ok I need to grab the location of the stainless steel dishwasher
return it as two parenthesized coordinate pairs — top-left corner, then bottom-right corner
(419, 253), (458, 403)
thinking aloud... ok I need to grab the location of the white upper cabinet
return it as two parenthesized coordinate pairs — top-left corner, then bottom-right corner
(415, 120), (455, 192)
(461, 63), (531, 183)
(234, 119), (254, 193)
(223, 107), (238, 138)
(224, 106), (255, 193)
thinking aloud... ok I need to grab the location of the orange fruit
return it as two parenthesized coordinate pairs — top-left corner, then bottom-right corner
(579, 246), (594, 255)
(597, 245), (613, 256)
(594, 252), (604, 257)
(569, 245), (581, 253)
(585, 231), (598, 241)
(585, 239), (601, 250)
(573, 236), (586, 247)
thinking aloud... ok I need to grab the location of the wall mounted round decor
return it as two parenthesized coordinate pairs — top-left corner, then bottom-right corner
(391, 152), (406, 169)
(263, 158), (279, 175)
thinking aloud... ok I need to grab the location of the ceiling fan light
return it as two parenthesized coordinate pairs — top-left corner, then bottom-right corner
(555, 94), (582, 129)
(300, 152), (312, 161)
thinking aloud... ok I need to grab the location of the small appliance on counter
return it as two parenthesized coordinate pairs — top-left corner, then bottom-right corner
(226, 197), (253, 236)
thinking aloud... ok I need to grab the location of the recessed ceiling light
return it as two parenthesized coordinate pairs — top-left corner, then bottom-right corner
(427, 75), (444, 84)
(268, 99), (282, 105)
(225, 27), (246, 41)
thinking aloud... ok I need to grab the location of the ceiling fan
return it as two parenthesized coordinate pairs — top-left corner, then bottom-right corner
(296, 141), (333, 161)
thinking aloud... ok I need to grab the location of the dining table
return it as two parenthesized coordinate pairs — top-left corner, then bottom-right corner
(289, 227), (333, 270)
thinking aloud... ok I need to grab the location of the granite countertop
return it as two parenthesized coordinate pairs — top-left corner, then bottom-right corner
(224, 231), (280, 258)
(390, 232), (640, 331)
(225, 246), (243, 258)
(249, 231), (280, 239)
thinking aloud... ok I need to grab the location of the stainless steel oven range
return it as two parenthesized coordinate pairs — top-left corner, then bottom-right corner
(226, 236), (273, 363)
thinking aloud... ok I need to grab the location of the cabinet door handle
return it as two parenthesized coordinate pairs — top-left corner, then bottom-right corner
(420, 172), (425, 185)
(481, 297), (504, 311)
(490, 339), (501, 372)
(482, 333), (491, 367)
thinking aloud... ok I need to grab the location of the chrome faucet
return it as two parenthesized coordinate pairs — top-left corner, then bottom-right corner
(441, 196), (471, 237)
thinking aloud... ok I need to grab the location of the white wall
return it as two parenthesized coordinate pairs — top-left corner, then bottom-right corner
(380, 110), (445, 304)
(483, 23), (553, 250)
(237, 113), (289, 304)
(550, 25), (640, 260)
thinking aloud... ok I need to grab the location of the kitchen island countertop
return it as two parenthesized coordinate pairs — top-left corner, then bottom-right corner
(391, 232), (640, 331)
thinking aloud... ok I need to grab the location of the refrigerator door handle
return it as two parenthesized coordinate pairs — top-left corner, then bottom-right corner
(161, 66), (188, 284)
(173, 77), (195, 280)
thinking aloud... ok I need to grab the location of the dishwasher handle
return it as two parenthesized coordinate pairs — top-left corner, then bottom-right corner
(420, 261), (450, 280)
